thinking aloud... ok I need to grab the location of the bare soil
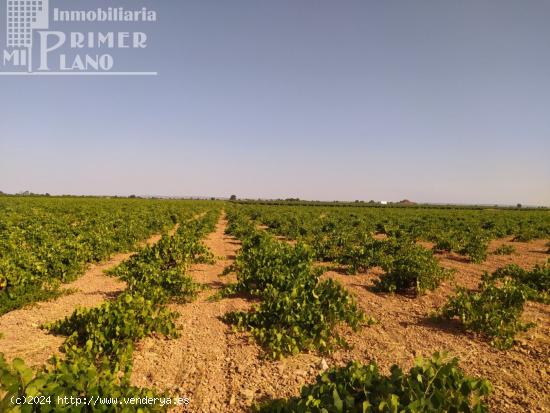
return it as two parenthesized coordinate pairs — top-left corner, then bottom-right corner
(0, 228), (175, 367)
(1, 216), (548, 412)
(324, 237), (550, 413)
(131, 216), (252, 412)
(131, 217), (549, 413)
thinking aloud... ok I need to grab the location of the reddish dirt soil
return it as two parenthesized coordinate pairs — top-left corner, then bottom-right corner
(131, 216), (252, 412)
(132, 219), (549, 413)
(0, 227), (175, 368)
(1, 215), (548, 412)
(323, 238), (550, 413)
(132, 217), (334, 413)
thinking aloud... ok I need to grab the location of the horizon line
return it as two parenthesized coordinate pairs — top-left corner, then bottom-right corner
(1, 192), (548, 208)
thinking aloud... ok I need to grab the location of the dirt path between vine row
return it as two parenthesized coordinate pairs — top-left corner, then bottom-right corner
(131, 216), (344, 413)
(131, 214), (249, 412)
(0, 226), (178, 368)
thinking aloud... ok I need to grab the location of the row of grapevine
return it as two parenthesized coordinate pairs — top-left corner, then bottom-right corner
(237, 203), (550, 264)
(220, 210), (368, 358)
(0, 208), (220, 412)
(0, 197), (217, 315)
(221, 207), (494, 411)
(234, 203), (549, 349)
(259, 352), (492, 412)
(438, 261), (549, 349)
(335, 236), (453, 294)
(0, 199), (546, 411)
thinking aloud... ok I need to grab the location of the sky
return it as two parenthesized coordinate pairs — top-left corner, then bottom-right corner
(0, 0), (549, 205)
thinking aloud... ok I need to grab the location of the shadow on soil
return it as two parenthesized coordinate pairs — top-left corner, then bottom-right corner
(444, 254), (472, 264)
(410, 315), (469, 339)
(79, 290), (124, 300)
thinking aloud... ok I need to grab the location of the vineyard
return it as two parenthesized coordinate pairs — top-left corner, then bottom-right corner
(0, 197), (549, 412)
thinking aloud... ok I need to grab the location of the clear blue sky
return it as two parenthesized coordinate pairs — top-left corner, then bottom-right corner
(1, 0), (549, 205)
